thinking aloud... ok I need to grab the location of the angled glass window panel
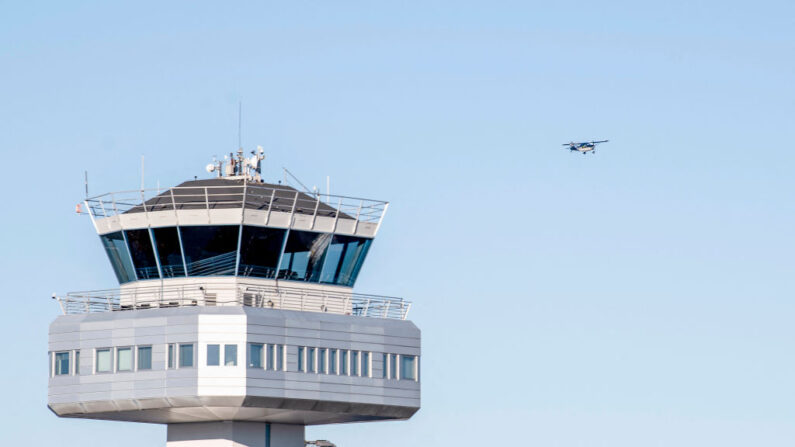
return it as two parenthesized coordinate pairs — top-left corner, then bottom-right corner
(180, 226), (239, 276)
(100, 232), (136, 284)
(320, 235), (372, 286)
(137, 346), (152, 370)
(152, 227), (185, 277)
(224, 345), (237, 366)
(96, 349), (112, 373)
(278, 231), (332, 282)
(179, 344), (194, 368)
(207, 344), (220, 366)
(249, 343), (263, 368)
(117, 347), (133, 371)
(54, 352), (70, 376)
(124, 229), (160, 280)
(239, 226), (286, 278)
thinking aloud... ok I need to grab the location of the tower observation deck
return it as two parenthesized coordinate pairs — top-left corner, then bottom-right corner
(48, 150), (421, 447)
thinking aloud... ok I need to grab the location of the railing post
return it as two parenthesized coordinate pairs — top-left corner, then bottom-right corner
(331, 197), (342, 233)
(265, 189), (275, 225)
(382, 300), (390, 319)
(205, 187), (211, 223)
(352, 200), (363, 234)
(310, 196), (320, 230)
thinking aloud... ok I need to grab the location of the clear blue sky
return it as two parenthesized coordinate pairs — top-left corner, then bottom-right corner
(2, 1), (795, 445)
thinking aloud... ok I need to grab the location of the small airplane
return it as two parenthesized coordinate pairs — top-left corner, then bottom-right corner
(562, 140), (609, 154)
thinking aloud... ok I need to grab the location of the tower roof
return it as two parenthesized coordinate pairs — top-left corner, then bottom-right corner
(126, 178), (346, 218)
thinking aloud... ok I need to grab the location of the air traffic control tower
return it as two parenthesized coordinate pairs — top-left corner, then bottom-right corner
(48, 150), (420, 447)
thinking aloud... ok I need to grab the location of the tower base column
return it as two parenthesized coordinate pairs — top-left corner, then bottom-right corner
(167, 422), (305, 447)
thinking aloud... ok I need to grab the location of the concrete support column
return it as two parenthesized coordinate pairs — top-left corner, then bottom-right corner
(167, 422), (305, 447)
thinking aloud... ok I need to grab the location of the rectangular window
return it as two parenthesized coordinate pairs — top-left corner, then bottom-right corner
(277, 345), (284, 371)
(167, 344), (175, 369)
(267, 344), (275, 370)
(248, 343), (264, 368)
(401, 355), (417, 381)
(224, 344), (238, 366)
(308, 347), (316, 373)
(319, 348), (327, 374)
(298, 346), (305, 372)
(351, 351), (359, 376)
(330, 349), (338, 375)
(362, 352), (370, 377)
(96, 349), (112, 373)
(117, 347), (133, 371)
(207, 344), (220, 366)
(137, 346), (152, 370)
(341, 350), (349, 376)
(179, 344), (194, 368)
(74, 350), (80, 375)
(390, 354), (398, 380)
(54, 352), (70, 376)
(383, 353), (389, 378)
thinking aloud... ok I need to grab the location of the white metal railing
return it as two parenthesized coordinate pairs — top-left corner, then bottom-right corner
(52, 283), (411, 320)
(81, 183), (389, 227)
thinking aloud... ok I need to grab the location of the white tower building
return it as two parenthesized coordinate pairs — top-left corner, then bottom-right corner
(48, 151), (421, 447)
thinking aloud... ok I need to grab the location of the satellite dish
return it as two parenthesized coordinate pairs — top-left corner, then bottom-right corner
(205, 163), (216, 173)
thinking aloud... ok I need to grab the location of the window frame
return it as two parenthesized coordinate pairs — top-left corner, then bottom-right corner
(137, 346), (153, 370)
(95, 348), (113, 374)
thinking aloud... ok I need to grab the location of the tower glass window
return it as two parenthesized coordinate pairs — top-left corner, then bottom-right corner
(330, 349), (337, 375)
(180, 226), (239, 276)
(207, 344), (220, 366)
(224, 344), (237, 366)
(276, 345), (284, 371)
(390, 354), (398, 380)
(248, 343), (263, 368)
(117, 347), (133, 371)
(401, 355), (417, 381)
(351, 351), (359, 376)
(308, 347), (317, 373)
(152, 227), (185, 277)
(100, 232), (136, 284)
(124, 229), (159, 280)
(320, 235), (372, 286)
(137, 346), (152, 370)
(278, 231), (331, 282)
(298, 346), (305, 372)
(362, 352), (370, 377)
(238, 226), (286, 278)
(178, 344), (194, 368)
(96, 349), (112, 373)
(54, 352), (70, 376)
(167, 344), (175, 369)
